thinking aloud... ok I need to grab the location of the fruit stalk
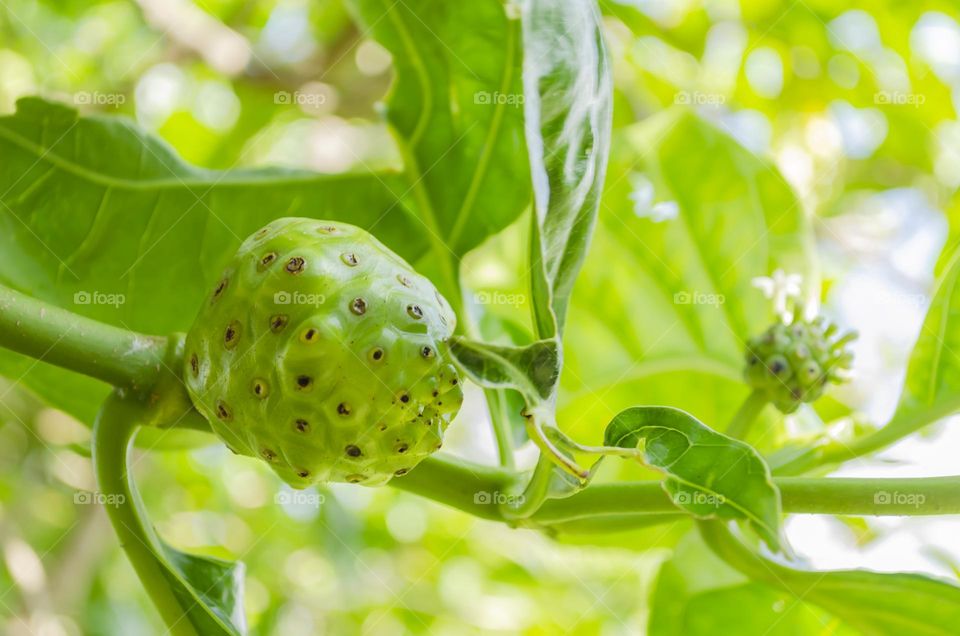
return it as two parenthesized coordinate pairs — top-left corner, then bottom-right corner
(724, 389), (767, 439)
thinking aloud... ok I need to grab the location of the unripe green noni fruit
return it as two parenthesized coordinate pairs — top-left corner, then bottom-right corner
(744, 317), (855, 414)
(184, 218), (463, 488)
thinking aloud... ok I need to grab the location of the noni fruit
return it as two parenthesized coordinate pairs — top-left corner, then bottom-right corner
(184, 218), (463, 487)
(744, 317), (855, 414)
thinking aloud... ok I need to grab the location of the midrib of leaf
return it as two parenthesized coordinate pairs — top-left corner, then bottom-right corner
(447, 18), (520, 248)
(0, 123), (396, 190)
(376, 1), (469, 304)
(382, 0), (433, 148)
(391, 131), (462, 309)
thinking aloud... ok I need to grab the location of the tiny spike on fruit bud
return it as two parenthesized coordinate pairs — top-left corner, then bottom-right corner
(743, 314), (856, 414)
(183, 218), (462, 488)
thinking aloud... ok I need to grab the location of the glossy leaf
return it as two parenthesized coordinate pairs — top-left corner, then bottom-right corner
(524, 0), (613, 339)
(346, 0), (530, 257)
(604, 406), (783, 551)
(701, 520), (960, 636)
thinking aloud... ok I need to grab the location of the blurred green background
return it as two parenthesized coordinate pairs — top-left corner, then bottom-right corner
(2, 0), (960, 633)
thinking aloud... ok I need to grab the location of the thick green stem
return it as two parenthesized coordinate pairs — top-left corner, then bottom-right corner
(725, 389), (767, 439)
(0, 283), (166, 390)
(395, 455), (960, 525)
(93, 392), (199, 636)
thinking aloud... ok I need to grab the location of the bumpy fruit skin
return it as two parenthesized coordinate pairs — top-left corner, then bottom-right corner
(184, 218), (463, 488)
(744, 317), (855, 414)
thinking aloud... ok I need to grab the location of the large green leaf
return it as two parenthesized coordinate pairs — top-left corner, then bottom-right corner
(701, 520), (960, 636)
(462, 0), (612, 442)
(0, 97), (420, 421)
(562, 109), (817, 437)
(604, 406), (784, 551)
(524, 0), (612, 340)
(650, 532), (856, 636)
(452, 0), (613, 473)
(345, 0), (530, 257)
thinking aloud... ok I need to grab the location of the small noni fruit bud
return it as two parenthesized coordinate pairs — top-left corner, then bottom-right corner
(744, 317), (856, 414)
(184, 218), (463, 487)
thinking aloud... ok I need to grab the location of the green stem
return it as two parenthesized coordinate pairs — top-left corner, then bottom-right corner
(725, 389), (767, 440)
(93, 392), (199, 636)
(394, 455), (960, 524)
(697, 520), (794, 585)
(0, 283), (166, 390)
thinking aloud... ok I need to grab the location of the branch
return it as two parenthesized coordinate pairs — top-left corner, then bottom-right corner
(0, 283), (167, 391)
(394, 455), (960, 529)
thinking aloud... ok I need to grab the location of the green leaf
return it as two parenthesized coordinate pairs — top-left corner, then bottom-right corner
(345, 0), (530, 257)
(895, 245), (960, 419)
(575, 108), (816, 365)
(93, 392), (245, 636)
(454, 0), (613, 470)
(561, 108), (817, 442)
(604, 406), (784, 551)
(0, 97), (420, 421)
(449, 337), (560, 403)
(524, 0), (613, 339)
(649, 532), (856, 636)
(701, 520), (960, 636)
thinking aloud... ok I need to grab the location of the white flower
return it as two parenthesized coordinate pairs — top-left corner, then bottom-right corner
(752, 269), (803, 322)
(628, 173), (678, 222)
